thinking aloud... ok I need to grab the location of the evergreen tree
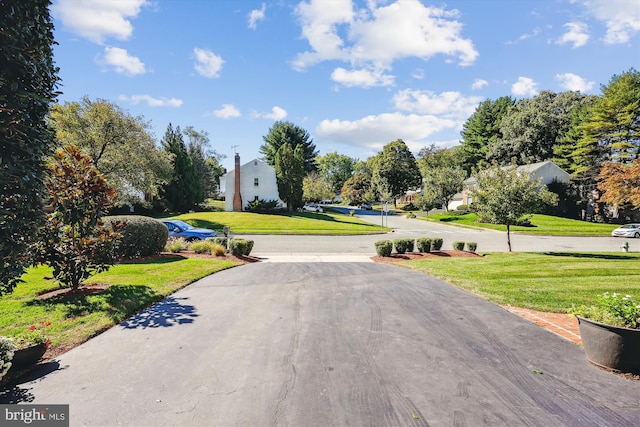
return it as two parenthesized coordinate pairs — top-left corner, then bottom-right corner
(459, 96), (515, 173)
(0, 0), (59, 294)
(275, 143), (305, 211)
(184, 126), (225, 198)
(261, 121), (318, 173)
(161, 124), (202, 212)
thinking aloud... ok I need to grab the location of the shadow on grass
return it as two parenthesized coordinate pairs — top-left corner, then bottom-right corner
(182, 218), (225, 232)
(27, 284), (160, 322)
(120, 296), (198, 329)
(543, 252), (637, 260)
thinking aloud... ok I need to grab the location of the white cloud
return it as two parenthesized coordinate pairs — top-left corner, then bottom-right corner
(119, 95), (183, 107)
(292, 0), (478, 87)
(51, 0), (148, 44)
(316, 112), (456, 152)
(471, 79), (488, 90)
(392, 89), (482, 121)
(213, 104), (241, 119)
(193, 48), (224, 78)
(557, 22), (590, 48)
(253, 106), (288, 120)
(579, 0), (640, 44)
(506, 27), (541, 45)
(99, 47), (145, 76)
(555, 73), (595, 92)
(511, 77), (539, 97)
(331, 67), (394, 87)
(248, 3), (266, 30)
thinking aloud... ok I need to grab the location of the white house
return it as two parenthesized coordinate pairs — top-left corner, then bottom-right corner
(448, 160), (571, 210)
(222, 154), (282, 211)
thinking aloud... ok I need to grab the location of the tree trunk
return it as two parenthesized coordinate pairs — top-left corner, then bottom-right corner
(506, 223), (512, 252)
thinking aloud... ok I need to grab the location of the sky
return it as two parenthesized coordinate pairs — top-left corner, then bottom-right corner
(49, 0), (640, 172)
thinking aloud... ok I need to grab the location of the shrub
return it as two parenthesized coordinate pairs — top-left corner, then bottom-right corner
(209, 237), (228, 249)
(466, 242), (478, 252)
(417, 238), (431, 253)
(104, 215), (168, 258)
(375, 240), (393, 257)
(406, 212), (416, 219)
(394, 238), (414, 254)
(165, 238), (187, 253)
(244, 239), (255, 256)
(0, 337), (18, 382)
(228, 238), (249, 257)
(190, 241), (211, 254)
(431, 238), (443, 251)
(211, 244), (226, 256)
(452, 241), (465, 251)
(456, 204), (471, 213)
(245, 199), (280, 213)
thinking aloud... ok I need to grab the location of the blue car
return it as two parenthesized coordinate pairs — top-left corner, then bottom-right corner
(162, 220), (217, 241)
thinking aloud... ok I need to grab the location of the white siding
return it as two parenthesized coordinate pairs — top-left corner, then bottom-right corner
(224, 159), (282, 211)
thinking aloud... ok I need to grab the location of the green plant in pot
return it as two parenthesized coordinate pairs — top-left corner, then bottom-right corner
(569, 293), (640, 374)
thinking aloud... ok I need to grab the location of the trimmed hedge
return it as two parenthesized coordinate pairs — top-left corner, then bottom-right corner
(452, 241), (465, 251)
(417, 238), (431, 253)
(393, 238), (414, 254)
(375, 240), (393, 257)
(228, 238), (254, 257)
(431, 238), (443, 251)
(466, 242), (478, 253)
(104, 215), (168, 258)
(207, 237), (228, 249)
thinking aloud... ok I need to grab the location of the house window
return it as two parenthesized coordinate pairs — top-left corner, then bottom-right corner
(254, 178), (259, 187)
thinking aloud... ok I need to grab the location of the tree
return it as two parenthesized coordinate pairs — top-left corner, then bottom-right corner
(315, 152), (356, 194)
(417, 144), (464, 173)
(470, 164), (557, 252)
(459, 96), (515, 173)
(161, 124), (202, 212)
(50, 97), (173, 205)
(275, 143), (305, 211)
(340, 174), (373, 206)
(421, 167), (467, 211)
(184, 126), (225, 198)
(260, 121), (318, 173)
(0, 0), (59, 295)
(303, 172), (334, 203)
(34, 146), (123, 290)
(597, 159), (640, 209)
(372, 139), (422, 206)
(487, 91), (594, 166)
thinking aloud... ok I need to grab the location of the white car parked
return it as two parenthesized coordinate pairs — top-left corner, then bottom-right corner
(303, 204), (323, 213)
(611, 224), (640, 238)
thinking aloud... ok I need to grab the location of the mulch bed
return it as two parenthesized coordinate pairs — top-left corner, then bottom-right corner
(372, 250), (482, 263)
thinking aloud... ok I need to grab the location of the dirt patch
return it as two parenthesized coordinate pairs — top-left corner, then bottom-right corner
(372, 250), (482, 263)
(36, 283), (111, 300)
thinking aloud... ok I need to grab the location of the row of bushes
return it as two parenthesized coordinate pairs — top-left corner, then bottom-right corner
(374, 238), (477, 256)
(165, 237), (254, 257)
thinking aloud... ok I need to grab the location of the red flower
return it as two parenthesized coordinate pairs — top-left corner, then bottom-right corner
(29, 325), (37, 331)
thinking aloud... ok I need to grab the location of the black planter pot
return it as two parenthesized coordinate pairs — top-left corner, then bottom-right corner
(577, 316), (640, 374)
(8, 343), (48, 372)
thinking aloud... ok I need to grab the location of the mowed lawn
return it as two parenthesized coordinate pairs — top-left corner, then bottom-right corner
(424, 212), (618, 236)
(0, 257), (238, 356)
(173, 210), (389, 235)
(401, 252), (640, 312)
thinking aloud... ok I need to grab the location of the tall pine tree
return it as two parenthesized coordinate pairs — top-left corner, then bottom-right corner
(261, 121), (318, 173)
(275, 143), (305, 211)
(161, 124), (202, 212)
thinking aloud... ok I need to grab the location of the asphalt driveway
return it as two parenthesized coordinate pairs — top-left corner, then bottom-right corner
(3, 263), (639, 426)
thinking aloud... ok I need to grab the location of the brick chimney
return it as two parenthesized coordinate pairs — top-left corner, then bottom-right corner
(233, 153), (242, 211)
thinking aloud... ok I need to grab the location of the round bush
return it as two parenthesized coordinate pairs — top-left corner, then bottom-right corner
(431, 238), (444, 251)
(104, 215), (168, 258)
(452, 241), (465, 251)
(417, 238), (431, 253)
(393, 238), (414, 254)
(374, 240), (393, 257)
(229, 238), (249, 257)
(466, 242), (478, 253)
(190, 241), (211, 254)
(244, 239), (254, 256)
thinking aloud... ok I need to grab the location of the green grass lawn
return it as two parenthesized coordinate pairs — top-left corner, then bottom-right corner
(0, 257), (238, 355)
(400, 252), (640, 312)
(423, 212), (618, 236)
(174, 210), (390, 235)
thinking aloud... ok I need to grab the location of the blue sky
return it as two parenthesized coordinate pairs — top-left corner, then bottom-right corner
(50, 0), (640, 172)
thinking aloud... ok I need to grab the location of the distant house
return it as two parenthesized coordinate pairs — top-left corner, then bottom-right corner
(449, 160), (571, 210)
(221, 154), (282, 211)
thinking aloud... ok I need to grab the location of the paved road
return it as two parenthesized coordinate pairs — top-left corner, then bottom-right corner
(243, 211), (635, 256)
(4, 263), (639, 426)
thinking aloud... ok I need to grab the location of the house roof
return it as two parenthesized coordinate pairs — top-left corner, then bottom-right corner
(464, 160), (569, 184)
